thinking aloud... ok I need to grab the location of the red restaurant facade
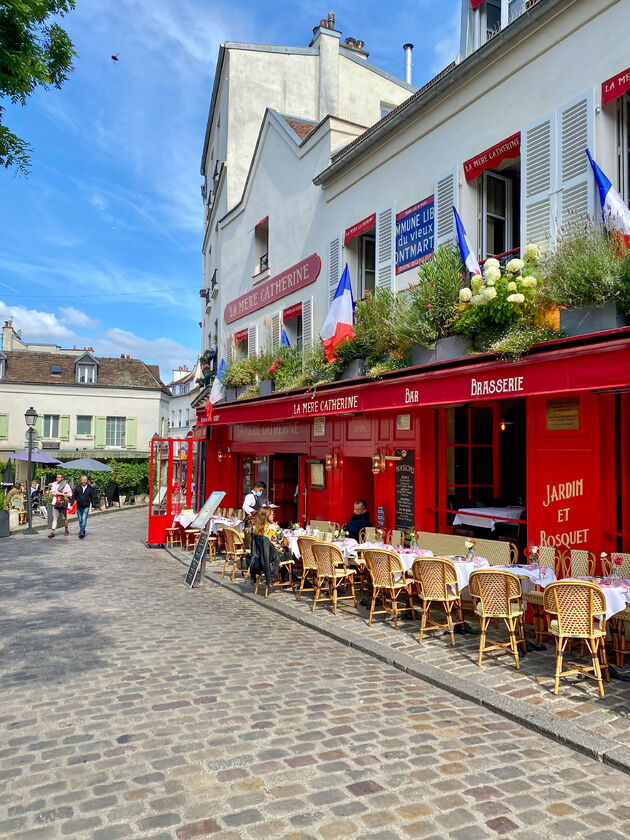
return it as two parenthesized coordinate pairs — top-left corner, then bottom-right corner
(148, 328), (630, 557)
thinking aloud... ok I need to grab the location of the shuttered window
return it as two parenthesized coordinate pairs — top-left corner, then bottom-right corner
(0, 414), (8, 440)
(375, 205), (395, 290)
(302, 297), (313, 353)
(328, 235), (341, 301)
(247, 324), (258, 358)
(558, 91), (594, 231)
(270, 312), (280, 351)
(434, 168), (458, 247)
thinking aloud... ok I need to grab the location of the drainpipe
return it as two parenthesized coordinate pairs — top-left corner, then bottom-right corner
(403, 43), (414, 85)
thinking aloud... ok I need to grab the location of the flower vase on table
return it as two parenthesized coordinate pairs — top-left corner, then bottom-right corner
(612, 555), (624, 581)
(464, 539), (477, 564)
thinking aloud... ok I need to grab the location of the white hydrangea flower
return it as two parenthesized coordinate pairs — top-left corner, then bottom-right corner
(506, 258), (525, 273)
(507, 281), (517, 291)
(459, 288), (473, 302)
(482, 286), (497, 301)
(522, 243), (540, 263)
(471, 276), (483, 294)
(507, 293), (525, 304)
(470, 294), (483, 305)
(483, 265), (501, 284)
(486, 278), (495, 286)
(484, 258), (500, 270)
(521, 276), (538, 287)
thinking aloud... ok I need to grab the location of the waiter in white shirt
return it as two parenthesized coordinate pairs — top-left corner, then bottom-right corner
(242, 481), (267, 520)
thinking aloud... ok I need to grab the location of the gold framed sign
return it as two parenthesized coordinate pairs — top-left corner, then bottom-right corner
(546, 398), (580, 431)
(309, 461), (325, 489)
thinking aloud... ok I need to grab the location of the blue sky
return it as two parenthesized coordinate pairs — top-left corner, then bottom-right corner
(0, 0), (460, 380)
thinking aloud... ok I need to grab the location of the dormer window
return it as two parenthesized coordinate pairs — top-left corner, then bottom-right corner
(74, 352), (98, 384)
(77, 363), (96, 383)
(0, 352), (5, 379)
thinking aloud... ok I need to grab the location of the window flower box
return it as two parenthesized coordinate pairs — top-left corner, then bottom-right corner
(559, 303), (629, 337)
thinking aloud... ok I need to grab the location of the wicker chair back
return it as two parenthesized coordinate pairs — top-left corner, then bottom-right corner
(415, 531), (517, 565)
(364, 549), (404, 588)
(412, 557), (458, 600)
(360, 527), (379, 544)
(223, 526), (244, 553)
(562, 549), (595, 578)
(469, 569), (522, 617)
(297, 537), (320, 571)
(543, 581), (606, 636)
(389, 529), (405, 548)
(537, 546), (558, 571)
(602, 552), (630, 578)
(312, 542), (345, 576)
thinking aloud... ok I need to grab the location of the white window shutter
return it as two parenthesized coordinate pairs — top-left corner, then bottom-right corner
(434, 168), (458, 247)
(328, 234), (341, 301)
(521, 112), (556, 250)
(271, 312), (280, 351)
(302, 297), (313, 352)
(557, 89), (595, 232)
(224, 333), (233, 364)
(248, 324), (258, 357)
(375, 205), (395, 290)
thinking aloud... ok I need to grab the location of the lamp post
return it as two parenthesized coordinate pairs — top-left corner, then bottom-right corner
(24, 407), (38, 535)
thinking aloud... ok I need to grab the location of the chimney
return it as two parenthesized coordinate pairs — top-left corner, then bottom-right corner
(403, 43), (414, 85)
(327, 10), (335, 28)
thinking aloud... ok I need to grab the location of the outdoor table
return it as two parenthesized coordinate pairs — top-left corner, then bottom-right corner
(445, 556), (490, 591)
(493, 564), (556, 595)
(452, 506), (525, 531)
(286, 534), (357, 561)
(210, 516), (243, 534)
(173, 513), (197, 529)
(572, 577), (630, 623)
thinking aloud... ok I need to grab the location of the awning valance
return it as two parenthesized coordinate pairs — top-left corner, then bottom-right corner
(464, 132), (521, 181)
(344, 213), (376, 245)
(602, 67), (630, 107)
(234, 328), (248, 342)
(283, 302), (302, 321)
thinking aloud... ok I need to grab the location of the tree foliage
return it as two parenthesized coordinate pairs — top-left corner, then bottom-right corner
(0, 0), (77, 174)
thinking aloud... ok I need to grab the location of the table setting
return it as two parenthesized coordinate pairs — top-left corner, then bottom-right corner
(492, 563), (556, 595)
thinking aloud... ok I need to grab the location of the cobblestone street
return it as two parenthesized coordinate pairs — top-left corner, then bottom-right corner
(2, 511), (630, 840)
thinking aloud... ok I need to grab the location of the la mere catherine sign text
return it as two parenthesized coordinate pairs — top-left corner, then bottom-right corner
(224, 254), (321, 324)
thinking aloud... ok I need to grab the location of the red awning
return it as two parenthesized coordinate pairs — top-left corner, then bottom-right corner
(234, 328), (248, 342)
(255, 216), (269, 228)
(602, 67), (630, 107)
(283, 302), (302, 321)
(471, 0), (484, 8)
(464, 132), (521, 181)
(199, 333), (630, 427)
(344, 213), (376, 245)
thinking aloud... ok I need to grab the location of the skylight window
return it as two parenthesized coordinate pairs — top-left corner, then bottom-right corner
(51, 365), (62, 374)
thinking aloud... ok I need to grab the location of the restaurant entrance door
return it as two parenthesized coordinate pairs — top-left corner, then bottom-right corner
(270, 454), (299, 526)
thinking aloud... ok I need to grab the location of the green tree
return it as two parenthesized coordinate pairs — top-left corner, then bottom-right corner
(1, 0), (77, 174)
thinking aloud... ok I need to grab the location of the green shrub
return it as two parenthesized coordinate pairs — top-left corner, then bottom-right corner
(541, 224), (622, 309)
(222, 357), (257, 389)
(402, 245), (464, 346)
(354, 288), (411, 360)
(272, 345), (304, 391)
(487, 324), (560, 360)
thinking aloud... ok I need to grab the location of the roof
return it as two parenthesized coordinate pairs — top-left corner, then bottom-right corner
(0, 351), (168, 392)
(315, 0), (564, 185)
(284, 116), (318, 141)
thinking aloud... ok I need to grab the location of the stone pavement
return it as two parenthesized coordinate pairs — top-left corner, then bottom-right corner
(176, 544), (630, 764)
(1, 511), (630, 840)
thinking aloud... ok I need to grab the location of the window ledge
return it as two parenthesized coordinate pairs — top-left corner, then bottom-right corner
(76, 435), (94, 439)
(252, 268), (271, 284)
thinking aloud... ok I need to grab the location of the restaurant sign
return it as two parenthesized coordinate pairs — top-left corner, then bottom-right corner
(602, 66), (630, 106)
(463, 132), (521, 182)
(224, 254), (321, 324)
(396, 197), (434, 275)
(344, 213), (376, 245)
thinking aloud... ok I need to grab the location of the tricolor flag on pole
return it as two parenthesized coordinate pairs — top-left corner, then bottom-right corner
(320, 263), (354, 362)
(281, 328), (290, 347)
(206, 358), (227, 418)
(586, 148), (630, 248)
(453, 206), (482, 276)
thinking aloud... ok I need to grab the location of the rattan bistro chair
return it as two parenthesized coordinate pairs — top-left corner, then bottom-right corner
(220, 526), (250, 581)
(311, 542), (357, 615)
(469, 569), (527, 669)
(360, 527), (379, 544)
(601, 553), (630, 666)
(411, 557), (463, 646)
(560, 549), (596, 578)
(388, 529), (405, 549)
(296, 536), (320, 601)
(364, 549), (415, 630)
(543, 580), (610, 697)
(523, 547), (560, 645)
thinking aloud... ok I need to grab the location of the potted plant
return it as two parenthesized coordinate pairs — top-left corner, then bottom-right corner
(222, 358), (256, 399)
(402, 245), (468, 363)
(541, 224), (630, 336)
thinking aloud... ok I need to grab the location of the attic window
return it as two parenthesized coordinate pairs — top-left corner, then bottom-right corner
(51, 364), (62, 375)
(0, 357), (5, 379)
(76, 363), (96, 383)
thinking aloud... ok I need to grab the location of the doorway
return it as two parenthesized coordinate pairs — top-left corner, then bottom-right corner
(270, 454), (299, 526)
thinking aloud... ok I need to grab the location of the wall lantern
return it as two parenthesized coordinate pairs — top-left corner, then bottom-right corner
(371, 452), (386, 474)
(217, 447), (230, 462)
(499, 419), (513, 432)
(325, 452), (338, 471)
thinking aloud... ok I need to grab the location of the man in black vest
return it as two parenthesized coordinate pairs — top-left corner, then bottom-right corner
(74, 474), (97, 539)
(242, 481), (267, 520)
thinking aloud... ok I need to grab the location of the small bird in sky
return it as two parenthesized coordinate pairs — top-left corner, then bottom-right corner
(111, 54), (119, 62)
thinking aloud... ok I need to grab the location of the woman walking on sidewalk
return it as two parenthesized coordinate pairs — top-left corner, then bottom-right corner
(48, 473), (72, 538)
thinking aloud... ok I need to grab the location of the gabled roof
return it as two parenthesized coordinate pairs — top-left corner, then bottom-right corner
(0, 351), (168, 392)
(74, 351), (99, 367)
(284, 116), (319, 142)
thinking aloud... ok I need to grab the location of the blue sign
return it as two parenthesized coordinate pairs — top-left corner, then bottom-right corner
(396, 196), (434, 275)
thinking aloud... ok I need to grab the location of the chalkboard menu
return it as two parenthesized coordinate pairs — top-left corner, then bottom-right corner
(376, 505), (385, 527)
(185, 532), (209, 589)
(394, 449), (415, 531)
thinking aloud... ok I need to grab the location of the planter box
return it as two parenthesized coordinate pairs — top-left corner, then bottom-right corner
(225, 388), (237, 401)
(435, 335), (469, 361)
(259, 379), (275, 396)
(409, 345), (436, 366)
(339, 359), (367, 380)
(560, 303), (629, 337)
(0, 509), (9, 538)
(46, 503), (54, 528)
(236, 386), (249, 398)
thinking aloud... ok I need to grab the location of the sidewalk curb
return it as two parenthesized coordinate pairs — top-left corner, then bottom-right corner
(8, 502), (148, 536)
(165, 546), (630, 776)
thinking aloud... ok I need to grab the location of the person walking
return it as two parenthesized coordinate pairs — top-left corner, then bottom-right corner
(48, 473), (72, 538)
(74, 474), (97, 539)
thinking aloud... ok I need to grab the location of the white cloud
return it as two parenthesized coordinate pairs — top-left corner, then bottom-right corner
(99, 327), (197, 379)
(0, 301), (75, 342)
(59, 306), (99, 328)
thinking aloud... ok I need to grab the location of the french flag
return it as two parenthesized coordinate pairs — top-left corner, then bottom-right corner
(321, 263), (354, 362)
(206, 358), (227, 418)
(453, 207), (482, 276)
(586, 148), (630, 248)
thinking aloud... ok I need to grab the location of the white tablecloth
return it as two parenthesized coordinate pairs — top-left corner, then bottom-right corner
(452, 506), (525, 532)
(286, 535), (358, 561)
(210, 517), (243, 534)
(173, 513), (196, 529)
(492, 564), (556, 595)
(572, 578), (630, 622)
(447, 557), (490, 591)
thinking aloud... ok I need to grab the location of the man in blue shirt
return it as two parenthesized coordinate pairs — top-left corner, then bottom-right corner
(343, 499), (372, 541)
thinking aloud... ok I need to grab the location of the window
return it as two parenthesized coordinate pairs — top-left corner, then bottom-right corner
(485, 0), (501, 39)
(77, 415), (92, 436)
(0, 355), (5, 379)
(359, 233), (376, 297)
(464, 0), (527, 54)
(446, 405), (498, 507)
(380, 103), (395, 119)
(43, 414), (60, 438)
(620, 92), (630, 205)
(76, 363), (96, 383)
(254, 217), (269, 276)
(481, 165), (520, 259)
(50, 365), (62, 375)
(105, 416), (126, 447)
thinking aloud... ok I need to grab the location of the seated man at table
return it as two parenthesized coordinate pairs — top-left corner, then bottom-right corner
(343, 499), (372, 542)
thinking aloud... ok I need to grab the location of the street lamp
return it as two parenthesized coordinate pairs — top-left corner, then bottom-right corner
(24, 407), (38, 535)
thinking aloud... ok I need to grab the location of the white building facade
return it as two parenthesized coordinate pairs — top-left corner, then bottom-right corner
(166, 364), (201, 438)
(201, 0), (630, 369)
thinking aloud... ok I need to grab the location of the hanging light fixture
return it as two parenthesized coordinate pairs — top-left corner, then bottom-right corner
(325, 452), (338, 471)
(371, 452), (386, 474)
(499, 419), (513, 432)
